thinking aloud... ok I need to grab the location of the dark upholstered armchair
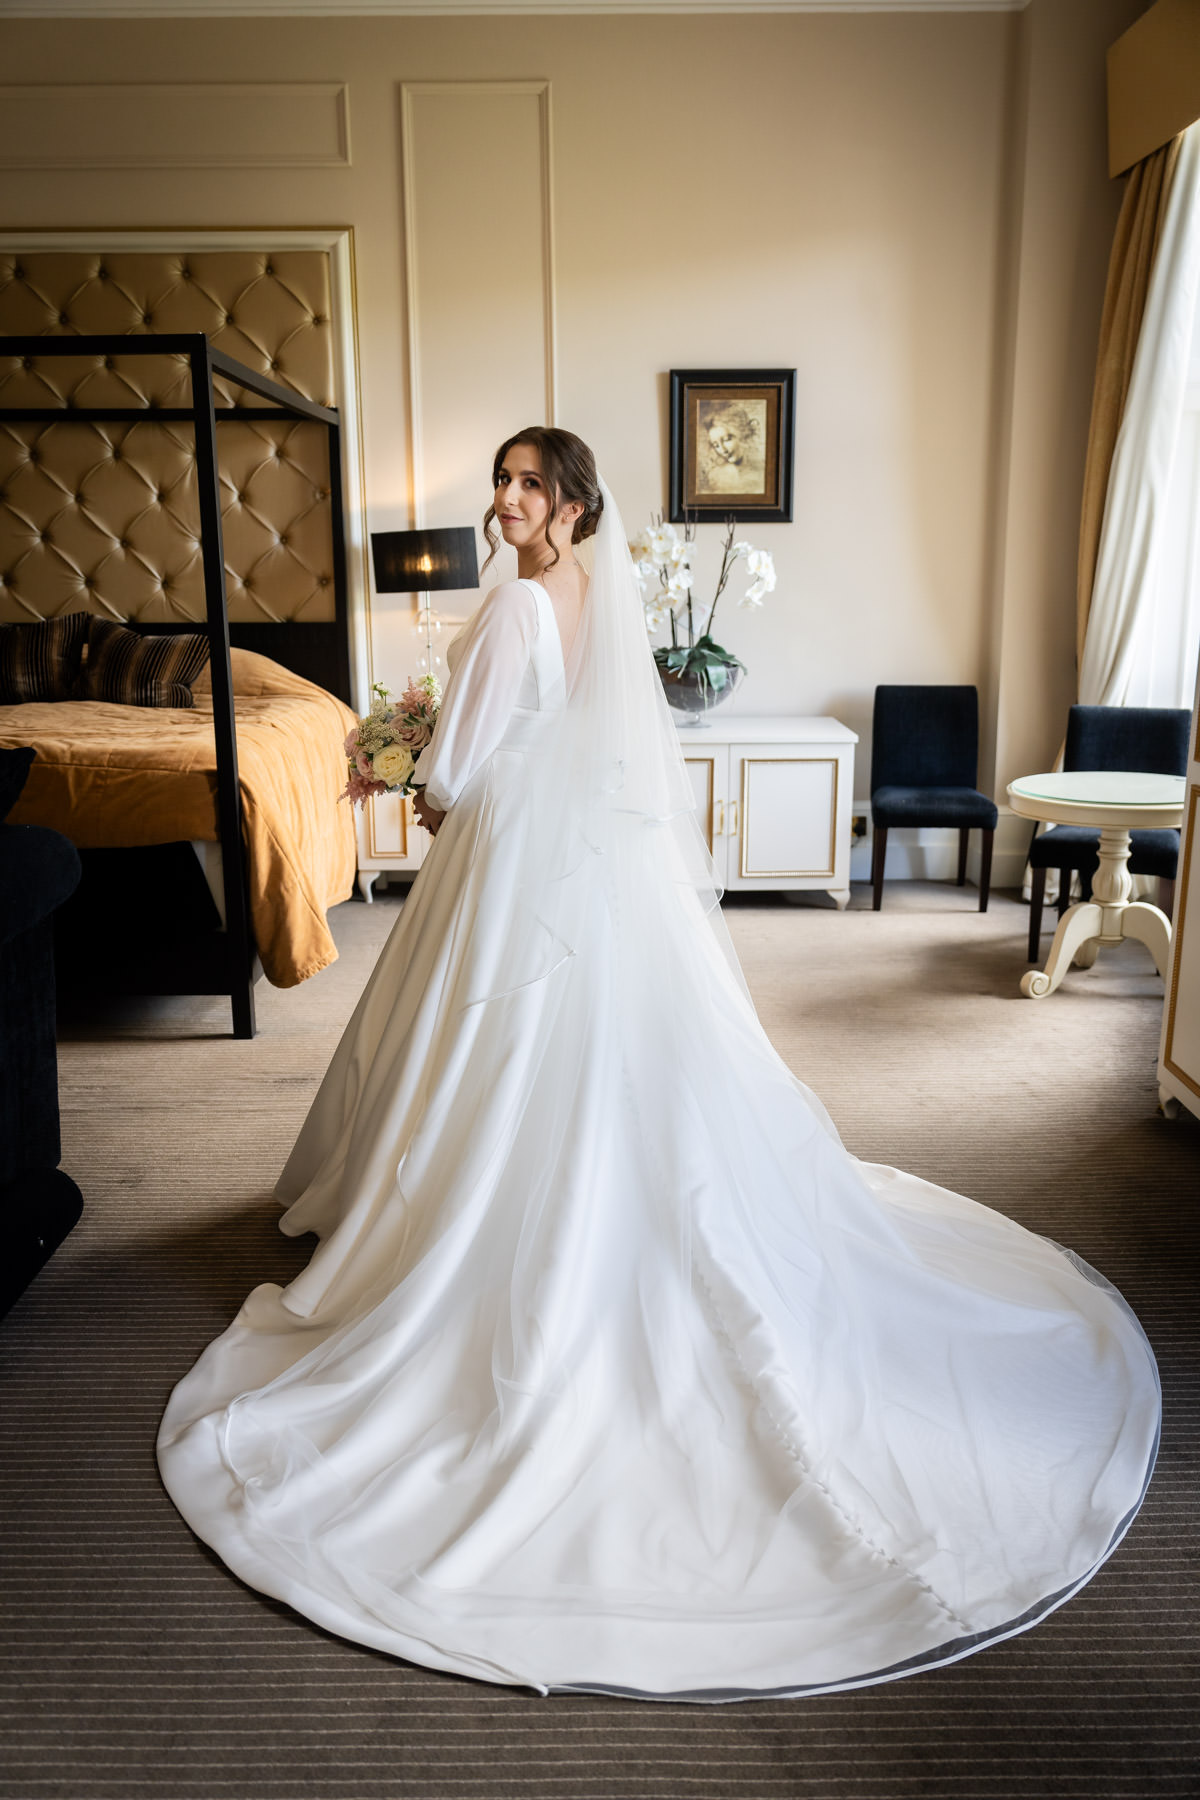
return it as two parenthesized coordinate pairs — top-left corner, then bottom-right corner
(1027, 705), (1190, 961)
(0, 748), (83, 1320)
(870, 686), (997, 911)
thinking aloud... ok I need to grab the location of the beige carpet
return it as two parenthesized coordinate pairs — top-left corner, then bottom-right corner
(1, 882), (1197, 1800)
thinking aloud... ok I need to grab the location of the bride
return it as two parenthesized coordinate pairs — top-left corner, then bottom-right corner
(158, 428), (1159, 1701)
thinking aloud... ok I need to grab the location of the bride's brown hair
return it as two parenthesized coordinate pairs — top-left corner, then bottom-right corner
(482, 427), (603, 573)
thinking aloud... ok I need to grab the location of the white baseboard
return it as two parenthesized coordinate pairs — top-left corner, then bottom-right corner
(850, 806), (1031, 890)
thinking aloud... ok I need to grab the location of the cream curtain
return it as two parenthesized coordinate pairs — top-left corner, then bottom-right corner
(1077, 135), (1182, 669)
(1079, 123), (1200, 708)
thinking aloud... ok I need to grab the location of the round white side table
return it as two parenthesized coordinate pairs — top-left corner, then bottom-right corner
(1007, 770), (1185, 999)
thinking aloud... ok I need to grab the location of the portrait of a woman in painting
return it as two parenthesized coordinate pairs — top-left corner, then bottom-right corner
(696, 398), (767, 495)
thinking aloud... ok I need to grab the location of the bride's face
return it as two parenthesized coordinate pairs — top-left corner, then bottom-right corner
(494, 444), (562, 553)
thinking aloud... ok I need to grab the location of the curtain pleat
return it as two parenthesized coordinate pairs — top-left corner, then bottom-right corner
(1076, 135), (1182, 676)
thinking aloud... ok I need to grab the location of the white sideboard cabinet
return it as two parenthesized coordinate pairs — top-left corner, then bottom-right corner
(356, 790), (429, 900)
(674, 715), (858, 905)
(356, 713), (859, 907)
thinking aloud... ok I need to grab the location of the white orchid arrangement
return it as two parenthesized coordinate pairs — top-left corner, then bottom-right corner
(629, 517), (697, 634)
(629, 514), (777, 699)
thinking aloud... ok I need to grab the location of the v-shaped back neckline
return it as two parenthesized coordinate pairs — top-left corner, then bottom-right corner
(518, 576), (586, 687)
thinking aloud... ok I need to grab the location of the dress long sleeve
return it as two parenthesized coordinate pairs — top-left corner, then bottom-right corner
(411, 580), (539, 811)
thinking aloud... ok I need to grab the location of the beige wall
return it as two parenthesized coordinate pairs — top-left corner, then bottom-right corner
(990, 0), (1146, 867)
(0, 1), (1148, 877)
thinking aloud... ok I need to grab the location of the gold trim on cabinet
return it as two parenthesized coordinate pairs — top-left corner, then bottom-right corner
(1163, 782), (1200, 1101)
(739, 756), (839, 880)
(684, 755), (716, 853)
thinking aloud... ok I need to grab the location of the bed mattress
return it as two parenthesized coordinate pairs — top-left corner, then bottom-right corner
(0, 648), (358, 987)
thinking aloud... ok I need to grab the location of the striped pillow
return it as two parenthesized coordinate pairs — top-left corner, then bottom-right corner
(0, 612), (90, 704)
(81, 617), (211, 709)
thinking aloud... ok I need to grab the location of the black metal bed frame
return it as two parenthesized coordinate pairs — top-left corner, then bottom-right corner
(0, 333), (353, 1039)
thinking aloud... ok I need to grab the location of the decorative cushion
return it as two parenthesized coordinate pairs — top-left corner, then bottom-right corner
(0, 746), (35, 823)
(871, 785), (999, 829)
(80, 616), (210, 709)
(0, 612), (89, 704)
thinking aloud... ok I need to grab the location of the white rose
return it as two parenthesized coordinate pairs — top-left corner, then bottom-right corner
(373, 743), (416, 787)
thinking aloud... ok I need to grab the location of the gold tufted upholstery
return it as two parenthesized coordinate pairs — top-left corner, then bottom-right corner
(0, 250), (336, 626)
(0, 252), (333, 406)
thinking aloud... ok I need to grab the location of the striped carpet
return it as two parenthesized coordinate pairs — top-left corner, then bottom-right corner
(1, 882), (1197, 1800)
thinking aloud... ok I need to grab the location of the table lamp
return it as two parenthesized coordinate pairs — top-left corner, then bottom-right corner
(370, 526), (480, 680)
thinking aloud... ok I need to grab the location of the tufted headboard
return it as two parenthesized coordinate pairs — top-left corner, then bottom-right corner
(0, 251), (349, 700)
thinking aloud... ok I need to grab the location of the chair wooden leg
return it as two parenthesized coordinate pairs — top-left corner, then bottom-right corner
(978, 828), (994, 912)
(1160, 877), (1176, 922)
(956, 827), (969, 887)
(871, 825), (888, 911)
(1029, 864), (1046, 960)
(1058, 870), (1074, 919)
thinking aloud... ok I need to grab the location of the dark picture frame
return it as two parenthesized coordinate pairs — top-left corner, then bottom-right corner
(669, 368), (795, 523)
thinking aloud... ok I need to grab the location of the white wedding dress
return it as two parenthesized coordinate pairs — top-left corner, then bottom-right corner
(159, 517), (1160, 1702)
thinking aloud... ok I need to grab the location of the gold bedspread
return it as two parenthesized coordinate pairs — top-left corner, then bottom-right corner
(0, 649), (358, 988)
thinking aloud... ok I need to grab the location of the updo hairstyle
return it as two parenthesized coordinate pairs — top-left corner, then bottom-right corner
(482, 426), (603, 573)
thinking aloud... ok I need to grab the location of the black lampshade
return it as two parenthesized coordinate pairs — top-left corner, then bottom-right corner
(371, 527), (479, 594)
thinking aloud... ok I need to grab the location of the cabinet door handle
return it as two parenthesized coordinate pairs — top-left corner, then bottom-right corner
(714, 798), (725, 838)
(728, 799), (739, 837)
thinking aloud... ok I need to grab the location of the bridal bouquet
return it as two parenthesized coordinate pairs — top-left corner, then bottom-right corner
(339, 675), (441, 807)
(629, 515), (777, 703)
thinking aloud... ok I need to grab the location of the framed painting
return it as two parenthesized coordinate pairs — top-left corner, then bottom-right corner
(668, 368), (795, 523)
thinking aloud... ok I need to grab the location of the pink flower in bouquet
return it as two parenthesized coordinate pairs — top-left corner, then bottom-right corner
(340, 768), (386, 806)
(395, 717), (432, 750)
(339, 674), (440, 809)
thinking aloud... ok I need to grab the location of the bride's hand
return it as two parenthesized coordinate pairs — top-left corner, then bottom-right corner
(412, 790), (446, 837)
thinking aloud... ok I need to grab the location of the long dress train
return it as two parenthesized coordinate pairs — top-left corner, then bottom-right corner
(158, 572), (1159, 1701)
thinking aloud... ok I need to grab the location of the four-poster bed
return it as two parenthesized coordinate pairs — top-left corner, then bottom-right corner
(0, 332), (356, 1039)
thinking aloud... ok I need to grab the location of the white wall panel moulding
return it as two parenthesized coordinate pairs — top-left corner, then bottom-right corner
(0, 0), (1031, 19)
(0, 83), (351, 170)
(400, 80), (556, 532)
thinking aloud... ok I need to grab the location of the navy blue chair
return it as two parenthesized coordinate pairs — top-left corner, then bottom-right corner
(1027, 704), (1190, 962)
(870, 686), (997, 911)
